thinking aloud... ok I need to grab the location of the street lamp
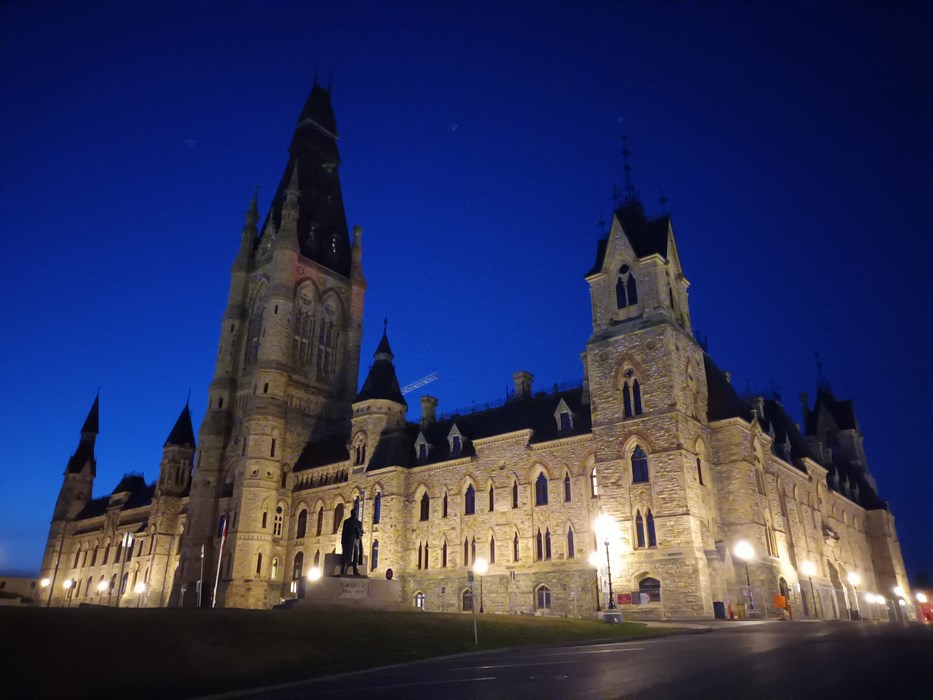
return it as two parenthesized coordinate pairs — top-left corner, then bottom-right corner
(307, 566), (322, 583)
(917, 592), (928, 604)
(595, 514), (616, 610)
(893, 586), (906, 622)
(474, 557), (488, 613)
(733, 541), (755, 613)
(116, 532), (133, 608)
(134, 582), (147, 608)
(588, 551), (602, 612)
(801, 560), (819, 619)
(62, 578), (74, 608)
(846, 572), (862, 620)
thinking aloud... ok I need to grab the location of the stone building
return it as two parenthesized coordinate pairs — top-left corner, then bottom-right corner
(38, 83), (913, 620)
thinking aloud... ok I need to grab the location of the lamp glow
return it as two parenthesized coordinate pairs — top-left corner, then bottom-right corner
(876, 596), (885, 605)
(894, 586), (905, 598)
(800, 561), (816, 577)
(473, 557), (488, 575)
(307, 567), (322, 582)
(733, 540), (754, 561)
(97, 580), (108, 592)
(62, 579), (73, 590)
(864, 593), (876, 604)
(588, 551), (601, 568)
(40, 578), (50, 588)
(595, 514), (614, 543)
(917, 592), (928, 604)
(134, 582), (146, 594)
(847, 572), (861, 587)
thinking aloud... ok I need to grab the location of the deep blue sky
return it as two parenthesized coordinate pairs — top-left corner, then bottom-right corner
(1, 1), (930, 583)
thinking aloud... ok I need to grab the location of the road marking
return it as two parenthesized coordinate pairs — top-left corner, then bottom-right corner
(453, 660), (583, 671)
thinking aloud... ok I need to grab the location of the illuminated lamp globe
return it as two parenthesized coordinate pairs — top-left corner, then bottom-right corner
(588, 551), (601, 568)
(733, 540), (754, 562)
(894, 586), (905, 598)
(474, 558), (489, 576)
(847, 572), (861, 587)
(800, 561), (816, 577)
(97, 580), (108, 592)
(40, 578), (51, 588)
(134, 582), (147, 594)
(62, 579), (73, 590)
(917, 592), (928, 604)
(307, 567), (322, 582)
(864, 593), (876, 604)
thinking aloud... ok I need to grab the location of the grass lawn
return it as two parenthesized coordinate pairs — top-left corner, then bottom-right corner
(0, 606), (675, 698)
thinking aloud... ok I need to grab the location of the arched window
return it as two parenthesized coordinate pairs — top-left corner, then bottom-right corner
(271, 557), (279, 579)
(442, 492), (449, 518)
(293, 551), (304, 579)
(424, 542), (430, 570)
(489, 534), (496, 564)
(261, 509), (268, 529)
(535, 472), (549, 506)
(464, 485), (476, 515)
(313, 550), (320, 567)
(616, 265), (637, 309)
(590, 467), (598, 497)
(102, 545), (110, 565)
(631, 446), (649, 483)
(488, 485), (495, 512)
(316, 508), (324, 536)
(371, 540), (379, 570)
(621, 368), (643, 417)
(291, 288), (315, 369)
(332, 504), (344, 534)
(273, 505), (284, 537)
(463, 538), (470, 566)
(513, 533), (520, 561)
(567, 527), (575, 559)
(109, 574), (117, 591)
(696, 457), (704, 486)
(372, 493), (382, 524)
(245, 291), (265, 367)
(296, 509), (308, 538)
(420, 492), (430, 521)
(755, 469), (766, 496)
(417, 543), (423, 570)
(635, 510), (646, 549)
(564, 473), (572, 502)
(536, 530), (543, 560)
(512, 480), (519, 509)
(646, 510), (657, 547)
(545, 528), (552, 560)
(256, 553), (263, 575)
(120, 572), (128, 595)
(451, 435), (462, 455)
(316, 300), (339, 378)
(639, 577), (661, 602)
(85, 577), (92, 596)
(442, 539), (448, 567)
(73, 549), (80, 568)
(414, 591), (425, 609)
(462, 588), (474, 611)
(471, 537), (476, 563)
(535, 584), (552, 611)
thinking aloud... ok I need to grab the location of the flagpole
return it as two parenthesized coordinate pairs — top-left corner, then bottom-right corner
(212, 516), (227, 608)
(198, 544), (205, 607)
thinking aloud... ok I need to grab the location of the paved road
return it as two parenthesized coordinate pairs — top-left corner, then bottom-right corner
(214, 621), (933, 700)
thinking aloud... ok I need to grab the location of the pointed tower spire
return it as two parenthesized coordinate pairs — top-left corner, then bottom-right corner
(81, 392), (99, 436)
(67, 394), (99, 476)
(164, 402), (196, 448)
(235, 189), (260, 267)
(356, 326), (405, 405)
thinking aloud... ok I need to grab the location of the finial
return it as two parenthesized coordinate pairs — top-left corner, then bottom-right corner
(621, 134), (638, 205)
(815, 351), (829, 390)
(186, 388), (191, 406)
(383, 316), (388, 335)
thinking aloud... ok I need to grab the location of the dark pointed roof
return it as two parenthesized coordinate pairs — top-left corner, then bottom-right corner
(81, 394), (99, 435)
(805, 386), (858, 435)
(355, 331), (406, 406)
(164, 403), (196, 448)
(111, 474), (148, 495)
(758, 399), (817, 467)
(586, 202), (671, 276)
(703, 355), (754, 422)
(260, 82), (351, 276)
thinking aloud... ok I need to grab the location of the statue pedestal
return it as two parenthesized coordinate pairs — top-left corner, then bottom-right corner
(298, 574), (403, 611)
(322, 552), (368, 577)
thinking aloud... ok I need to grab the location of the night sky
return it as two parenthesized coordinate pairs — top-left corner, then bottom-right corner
(1, 1), (930, 583)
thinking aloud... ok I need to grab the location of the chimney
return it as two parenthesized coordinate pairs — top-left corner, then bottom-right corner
(512, 371), (534, 399)
(798, 392), (809, 424)
(420, 395), (438, 429)
(724, 371), (731, 384)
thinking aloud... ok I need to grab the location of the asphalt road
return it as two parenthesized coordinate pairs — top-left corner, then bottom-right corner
(215, 621), (933, 700)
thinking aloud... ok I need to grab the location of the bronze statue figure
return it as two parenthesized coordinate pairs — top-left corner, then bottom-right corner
(339, 505), (364, 576)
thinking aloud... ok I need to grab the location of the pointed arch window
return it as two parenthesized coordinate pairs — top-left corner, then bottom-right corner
(545, 528), (552, 560)
(371, 540), (379, 571)
(245, 294), (264, 367)
(332, 504), (344, 534)
(564, 473), (572, 502)
(464, 538), (470, 567)
(293, 551), (304, 579)
(646, 510), (657, 547)
(635, 510), (646, 549)
(353, 435), (367, 466)
(462, 588), (474, 611)
(316, 507), (324, 536)
(513, 533), (520, 561)
(372, 493), (382, 524)
(464, 485), (476, 515)
(296, 509), (308, 538)
(291, 299), (315, 369)
(616, 264), (638, 308)
(316, 320), (338, 378)
(442, 492), (449, 518)
(488, 485), (495, 512)
(424, 542), (430, 569)
(271, 557), (279, 580)
(512, 480), (519, 509)
(567, 527), (575, 559)
(256, 552), (263, 575)
(417, 543), (423, 570)
(273, 505), (284, 537)
(536, 584), (551, 610)
(471, 537), (476, 563)
(631, 446), (649, 483)
(313, 550), (320, 567)
(590, 466), (599, 497)
(535, 472), (549, 506)
(697, 457), (704, 486)
(420, 492), (430, 521)
(621, 368), (643, 417)
(489, 534), (496, 564)
(536, 529), (543, 560)
(442, 539), (448, 568)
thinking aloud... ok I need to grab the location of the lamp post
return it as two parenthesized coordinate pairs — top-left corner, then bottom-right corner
(893, 586), (905, 622)
(39, 578), (51, 607)
(62, 578), (74, 608)
(474, 558), (488, 613)
(733, 541), (754, 613)
(801, 560), (819, 619)
(97, 578), (108, 606)
(116, 532), (133, 608)
(588, 551), (602, 612)
(134, 582), (147, 608)
(846, 572), (862, 620)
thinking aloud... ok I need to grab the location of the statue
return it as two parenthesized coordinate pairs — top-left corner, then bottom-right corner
(339, 505), (364, 576)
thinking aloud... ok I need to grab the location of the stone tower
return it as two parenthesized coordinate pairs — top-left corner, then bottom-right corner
(174, 83), (365, 608)
(583, 197), (717, 617)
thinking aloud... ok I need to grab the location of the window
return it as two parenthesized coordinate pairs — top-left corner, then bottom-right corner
(333, 504), (344, 534)
(464, 485), (475, 515)
(102, 545), (110, 565)
(293, 552), (304, 579)
(513, 533), (520, 562)
(646, 510), (657, 547)
(631, 446), (649, 483)
(697, 457), (704, 486)
(755, 469), (766, 496)
(291, 294), (315, 369)
(373, 493), (382, 524)
(316, 315), (339, 378)
(471, 537), (476, 564)
(442, 540), (448, 567)
(635, 510), (646, 549)
(120, 573), (128, 594)
(464, 538), (470, 566)
(353, 442), (366, 466)
(564, 473), (571, 502)
(488, 485), (495, 512)
(256, 553), (262, 575)
(297, 510), (308, 538)
(621, 369), (643, 417)
(316, 508), (324, 536)
(271, 558), (279, 579)
(536, 530), (543, 560)
(417, 543), (423, 570)
(559, 411), (572, 431)
(414, 592), (425, 609)
(313, 550), (320, 567)
(452, 435), (462, 455)
(73, 550), (80, 568)
(442, 492), (448, 518)
(109, 574), (117, 591)
(615, 264), (638, 309)
(273, 506), (284, 537)
(535, 472), (548, 506)
(567, 528), (575, 559)
(418, 442), (428, 460)
(85, 578), (92, 596)
(590, 467), (598, 497)
(261, 510), (268, 529)
(489, 535), (496, 564)
(371, 540), (379, 570)
(535, 585), (552, 611)
(545, 528), (551, 560)
(638, 577), (661, 602)
(420, 492), (430, 521)
(270, 438), (276, 457)
(462, 588), (474, 612)
(511, 481), (518, 508)
(245, 292), (264, 367)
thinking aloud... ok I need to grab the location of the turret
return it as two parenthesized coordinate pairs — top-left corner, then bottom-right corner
(157, 402), (196, 497)
(53, 394), (98, 521)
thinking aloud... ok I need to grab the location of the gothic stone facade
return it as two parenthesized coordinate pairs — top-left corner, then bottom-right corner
(39, 85), (913, 620)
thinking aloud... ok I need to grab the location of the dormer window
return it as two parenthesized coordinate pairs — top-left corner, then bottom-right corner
(415, 432), (430, 462)
(452, 435), (461, 455)
(554, 398), (573, 432)
(616, 264), (638, 309)
(448, 425), (464, 457)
